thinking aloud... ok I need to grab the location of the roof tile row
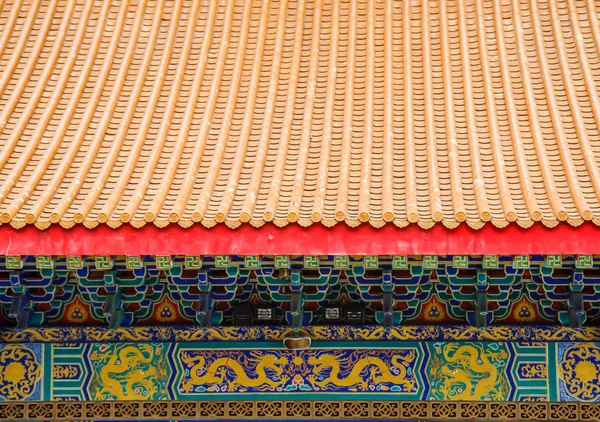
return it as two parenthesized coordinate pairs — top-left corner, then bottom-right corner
(1, 0), (600, 230)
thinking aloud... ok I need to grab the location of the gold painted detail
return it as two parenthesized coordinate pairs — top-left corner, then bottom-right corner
(511, 297), (537, 323)
(178, 349), (419, 394)
(0, 345), (41, 401)
(559, 343), (600, 401)
(518, 363), (547, 380)
(429, 343), (509, 401)
(423, 296), (446, 322)
(52, 365), (79, 380)
(308, 352), (417, 392)
(2, 325), (600, 343)
(88, 344), (169, 401)
(180, 351), (289, 393)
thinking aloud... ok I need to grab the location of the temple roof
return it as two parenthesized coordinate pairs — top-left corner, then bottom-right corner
(1, 0), (600, 231)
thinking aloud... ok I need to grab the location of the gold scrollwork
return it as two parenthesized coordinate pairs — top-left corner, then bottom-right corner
(559, 343), (600, 401)
(0, 345), (41, 400)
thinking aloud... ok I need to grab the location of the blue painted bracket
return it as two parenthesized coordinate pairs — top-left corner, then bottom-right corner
(289, 270), (304, 331)
(103, 289), (124, 331)
(196, 272), (213, 327)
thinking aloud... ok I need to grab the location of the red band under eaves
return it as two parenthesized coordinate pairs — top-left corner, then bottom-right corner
(0, 222), (598, 256)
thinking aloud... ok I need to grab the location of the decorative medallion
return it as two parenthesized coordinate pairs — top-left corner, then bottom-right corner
(576, 255), (594, 269)
(334, 255), (349, 269)
(63, 296), (96, 325)
(510, 297), (537, 323)
(126, 255), (143, 270)
(185, 256), (202, 269)
(513, 255), (530, 269)
(559, 343), (600, 401)
(142, 296), (190, 325)
(215, 256), (230, 268)
(244, 255), (260, 269)
(66, 255), (83, 270)
(155, 256), (172, 270)
(452, 256), (469, 269)
(483, 255), (499, 269)
(304, 256), (319, 269)
(423, 256), (438, 270)
(35, 255), (53, 269)
(275, 255), (290, 269)
(0, 345), (41, 400)
(95, 256), (113, 270)
(423, 297), (447, 322)
(364, 256), (378, 269)
(545, 255), (562, 268)
(390, 255), (406, 270)
(5, 256), (23, 270)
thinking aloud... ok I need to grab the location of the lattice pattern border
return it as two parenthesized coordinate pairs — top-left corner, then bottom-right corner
(1, 400), (598, 421)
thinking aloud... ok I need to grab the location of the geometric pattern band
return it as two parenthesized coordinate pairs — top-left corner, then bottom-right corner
(1, 400), (599, 421)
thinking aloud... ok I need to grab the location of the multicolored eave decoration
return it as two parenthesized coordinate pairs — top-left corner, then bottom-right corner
(2, 0), (600, 421)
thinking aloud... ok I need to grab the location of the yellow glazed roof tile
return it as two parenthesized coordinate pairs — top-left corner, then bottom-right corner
(1, 0), (600, 230)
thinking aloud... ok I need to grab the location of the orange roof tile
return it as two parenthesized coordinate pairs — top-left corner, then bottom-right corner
(1, 0), (600, 230)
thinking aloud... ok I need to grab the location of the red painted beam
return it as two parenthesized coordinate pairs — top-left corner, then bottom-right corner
(0, 222), (599, 255)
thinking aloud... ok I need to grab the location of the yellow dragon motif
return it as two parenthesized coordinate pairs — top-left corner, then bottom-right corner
(307, 352), (416, 391)
(180, 351), (289, 392)
(92, 344), (165, 400)
(434, 344), (507, 401)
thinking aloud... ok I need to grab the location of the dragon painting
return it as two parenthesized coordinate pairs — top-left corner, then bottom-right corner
(180, 350), (289, 392)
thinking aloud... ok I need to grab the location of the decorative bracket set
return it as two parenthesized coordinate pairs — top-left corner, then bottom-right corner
(0, 254), (598, 329)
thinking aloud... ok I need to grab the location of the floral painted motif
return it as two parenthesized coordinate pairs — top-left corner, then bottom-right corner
(0, 345), (41, 400)
(559, 344), (600, 401)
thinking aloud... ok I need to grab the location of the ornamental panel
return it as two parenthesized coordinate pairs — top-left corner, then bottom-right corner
(0, 339), (595, 405)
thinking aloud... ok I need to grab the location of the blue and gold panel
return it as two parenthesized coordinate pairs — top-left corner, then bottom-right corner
(304, 349), (421, 395)
(52, 343), (90, 401)
(175, 348), (422, 397)
(557, 342), (600, 402)
(509, 342), (549, 401)
(3, 340), (600, 403)
(0, 344), (43, 401)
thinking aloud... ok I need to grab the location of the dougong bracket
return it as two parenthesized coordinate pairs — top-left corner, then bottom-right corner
(290, 269), (304, 332)
(103, 289), (124, 331)
(474, 269), (489, 328)
(197, 269), (213, 327)
(8, 271), (33, 330)
(567, 270), (585, 329)
(382, 270), (394, 328)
